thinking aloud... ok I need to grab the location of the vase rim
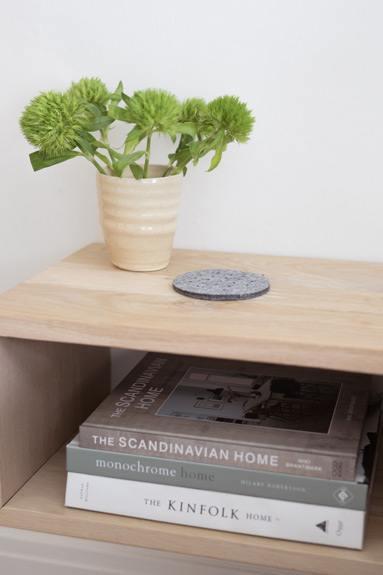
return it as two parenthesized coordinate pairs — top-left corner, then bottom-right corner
(99, 164), (183, 182)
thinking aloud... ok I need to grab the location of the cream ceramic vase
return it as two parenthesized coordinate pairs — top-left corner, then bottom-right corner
(97, 165), (183, 272)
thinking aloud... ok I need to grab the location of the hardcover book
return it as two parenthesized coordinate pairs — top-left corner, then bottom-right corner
(79, 353), (371, 480)
(64, 469), (375, 550)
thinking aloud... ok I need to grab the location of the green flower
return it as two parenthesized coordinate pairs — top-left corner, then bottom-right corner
(67, 77), (110, 106)
(180, 98), (207, 123)
(125, 88), (181, 132)
(207, 95), (255, 143)
(20, 91), (85, 155)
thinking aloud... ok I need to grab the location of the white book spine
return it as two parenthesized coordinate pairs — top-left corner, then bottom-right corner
(65, 472), (367, 549)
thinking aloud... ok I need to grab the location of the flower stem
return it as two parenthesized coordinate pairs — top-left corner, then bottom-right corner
(91, 158), (108, 175)
(143, 132), (152, 178)
(162, 164), (172, 177)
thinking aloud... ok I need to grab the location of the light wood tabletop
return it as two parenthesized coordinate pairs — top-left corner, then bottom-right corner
(0, 243), (381, 374)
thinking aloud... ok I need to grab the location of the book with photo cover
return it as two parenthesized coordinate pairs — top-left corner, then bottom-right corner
(79, 353), (371, 480)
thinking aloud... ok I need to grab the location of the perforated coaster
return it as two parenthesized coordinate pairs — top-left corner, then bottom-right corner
(172, 269), (270, 301)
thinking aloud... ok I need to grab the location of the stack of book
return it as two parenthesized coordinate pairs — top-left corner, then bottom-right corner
(65, 352), (381, 550)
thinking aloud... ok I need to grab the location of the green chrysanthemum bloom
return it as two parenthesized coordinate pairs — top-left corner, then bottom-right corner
(20, 91), (85, 155)
(67, 77), (110, 106)
(207, 95), (255, 143)
(125, 88), (181, 132)
(180, 98), (207, 123)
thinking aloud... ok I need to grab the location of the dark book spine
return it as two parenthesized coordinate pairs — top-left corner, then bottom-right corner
(79, 427), (357, 480)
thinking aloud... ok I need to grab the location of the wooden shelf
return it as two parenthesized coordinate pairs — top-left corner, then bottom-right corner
(0, 445), (381, 575)
(0, 243), (382, 572)
(0, 243), (382, 374)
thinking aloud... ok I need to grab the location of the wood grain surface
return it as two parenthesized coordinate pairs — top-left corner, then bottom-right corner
(0, 339), (110, 505)
(0, 243), (381, 374)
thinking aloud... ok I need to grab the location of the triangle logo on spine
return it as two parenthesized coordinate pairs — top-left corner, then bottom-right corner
(316, 520), (329, 533)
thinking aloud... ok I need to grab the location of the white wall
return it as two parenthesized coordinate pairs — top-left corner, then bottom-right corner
(1, 0), (382, 294)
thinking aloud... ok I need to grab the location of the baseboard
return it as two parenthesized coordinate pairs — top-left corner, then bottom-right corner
(0, 526), (299, 575)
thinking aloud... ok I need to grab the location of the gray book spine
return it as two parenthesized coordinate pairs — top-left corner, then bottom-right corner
(79, 427), (358, 480)
(66, 441), (370, 510)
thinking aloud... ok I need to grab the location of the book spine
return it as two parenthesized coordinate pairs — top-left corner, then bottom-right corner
(65, 472), (366, 549)
(66, 443), (369, 510)
(79, 427), (357, 480)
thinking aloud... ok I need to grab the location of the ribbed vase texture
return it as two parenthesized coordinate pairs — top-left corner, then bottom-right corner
(97, 166), (183, 271)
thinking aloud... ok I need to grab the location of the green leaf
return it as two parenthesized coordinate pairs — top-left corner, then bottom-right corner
(124, 125), (147, 142)
(82, 115), (114, 132)
(90, 139), (108, 150)
(172, 122), (198, 138)
(84, 102), (102, 118)
(207, 132), (226, 171)
(84, 132), (98, 143)
(167, 129), (177, 143)
(76, 136), (95, 158)
(94, 151), (112, 170)
(168, 148), (191, 163)
(89, 139), (123, 160)
(171, 156), (191, 175)
(110, 81), (124, 104)
(125, 151), (146, 163)
(113, 151), (146, 177)
(129, 164), (144, 180)
(168, 148), (192, 174)
(121, 92), (131, 105)
(172, 134), (193, 158)
(108, 104), (131, 123)
(124, 126), (148, 154)
(207, 145), (223, 172)
(189, 140), (210, 161)
(29, 150), (80, 171)
(108, 148), (125, 160)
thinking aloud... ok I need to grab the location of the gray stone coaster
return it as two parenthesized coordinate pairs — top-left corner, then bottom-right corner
(172, 269), (270, 301)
